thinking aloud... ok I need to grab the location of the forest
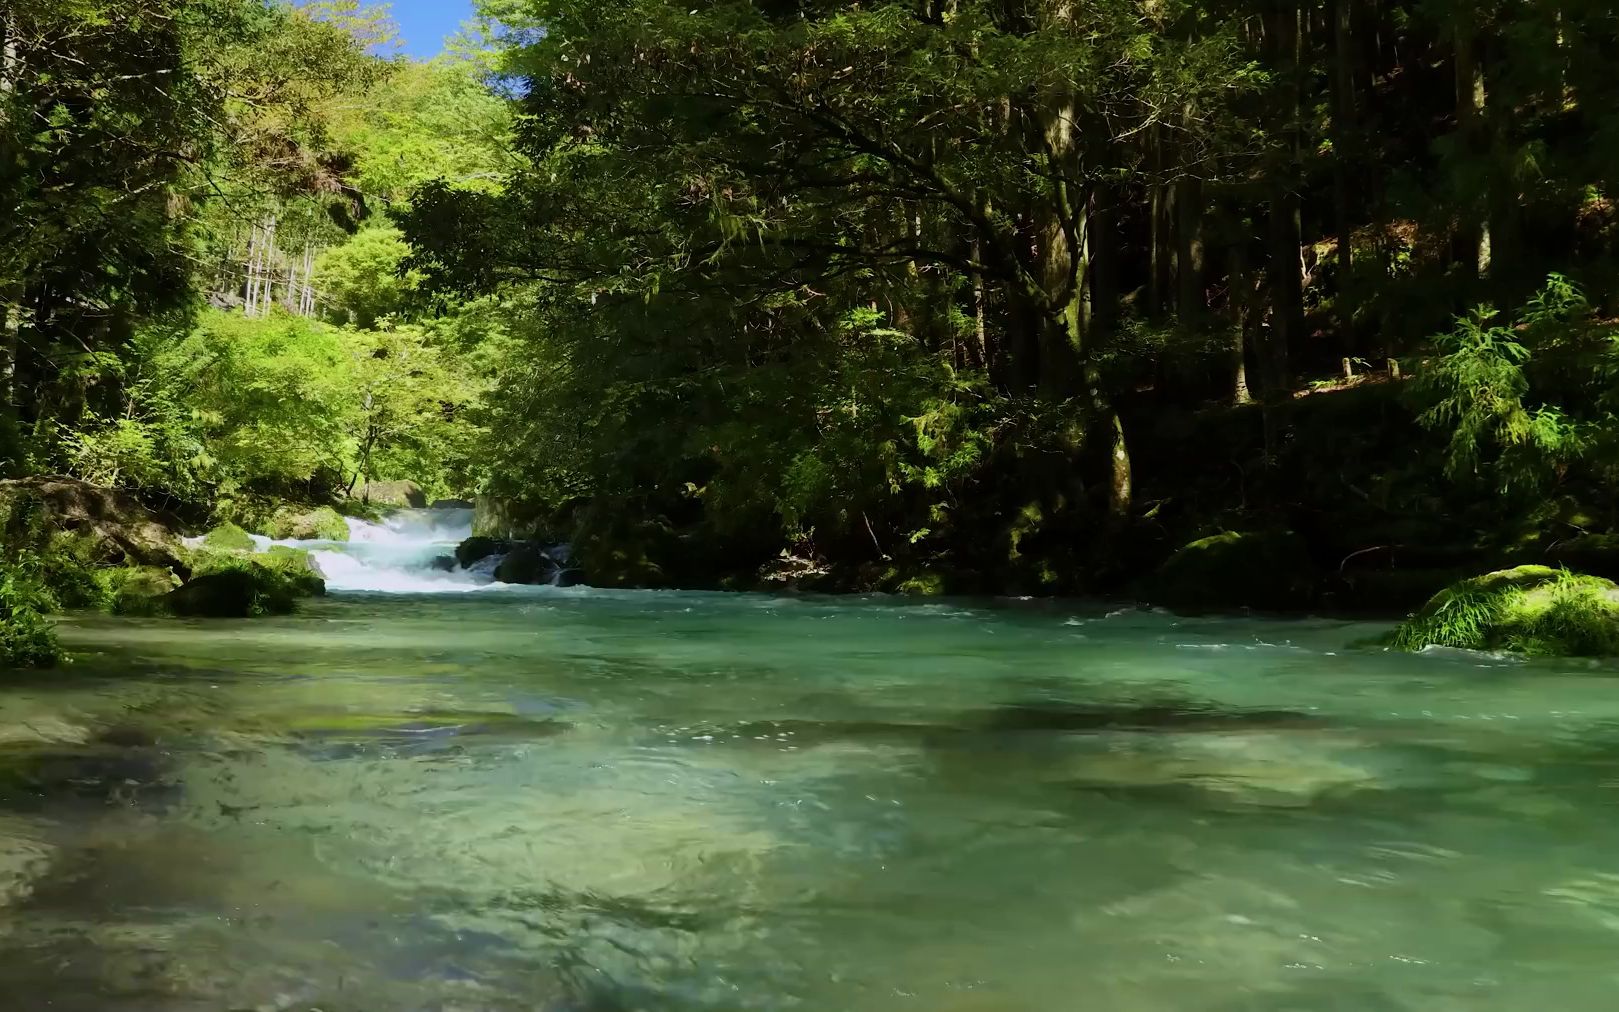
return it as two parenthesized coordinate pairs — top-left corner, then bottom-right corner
(6, 0), (1619, 661)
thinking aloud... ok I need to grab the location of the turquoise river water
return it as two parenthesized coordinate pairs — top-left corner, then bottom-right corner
(6, 579), (1619, 1009)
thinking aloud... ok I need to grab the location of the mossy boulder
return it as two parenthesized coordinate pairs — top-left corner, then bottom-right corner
(101, 566), (182, 616)
(260, 546), (328, 593)
(1144, 530), (1316, 612)
(166, 546), (325, 618)
(201, 523), (256, 553)
(1388, 565), (1619, 657)
(0, 476), (187, 573)
(352, 480), (425, 508)
(264, 506), (349, 542)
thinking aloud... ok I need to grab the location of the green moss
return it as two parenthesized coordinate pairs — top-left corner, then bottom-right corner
(165, 545), (325, 618)
(100, 566), (182, 616)
(202, 523), (256, 552)
(264, 506), (349, 542)
(1389, 565), (1619, 657)
(258, 546), (327, 597)
(1145, 530), (1316, 612)
(894, 571), (947, 596)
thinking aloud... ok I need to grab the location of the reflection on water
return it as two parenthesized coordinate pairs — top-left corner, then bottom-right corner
(4, 592), (1619, 1008)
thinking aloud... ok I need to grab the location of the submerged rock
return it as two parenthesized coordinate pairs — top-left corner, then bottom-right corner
(1144, 530), (1316, 612)
(263, 506), (348, 542)
(1388, 565), (1619, 657)
(352, 480), (426, 508)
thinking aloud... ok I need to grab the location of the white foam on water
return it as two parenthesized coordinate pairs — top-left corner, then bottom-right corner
(189, 507), (575, 594)
(258, 507), (507, 594)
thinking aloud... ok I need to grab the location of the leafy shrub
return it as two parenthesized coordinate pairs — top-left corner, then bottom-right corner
(1414, 275), (1611, 494)
(0, 557), (61, 668)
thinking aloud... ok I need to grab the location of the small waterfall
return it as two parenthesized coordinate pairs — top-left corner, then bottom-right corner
(188, 506), (577, 594)
(275, 508), (499, 594)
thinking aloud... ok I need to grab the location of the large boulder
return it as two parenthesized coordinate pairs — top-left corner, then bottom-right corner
(1389, 565), (1619, 656)
(102, 566), (182, 616)
(494, 544), (557, 585)
(166, 546), (325, 618)
(455, 537), (511, 568)
(352, 480), (425, 508)
(472, 496), (547, 539)
(0, 476), (187, 573)
(264, 506), (349, 542)
(1144, 530), (1316, 612)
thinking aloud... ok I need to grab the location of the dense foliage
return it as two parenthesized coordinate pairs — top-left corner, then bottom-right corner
(397, 0), (1619, 593)
(8, 0), (1619, 633)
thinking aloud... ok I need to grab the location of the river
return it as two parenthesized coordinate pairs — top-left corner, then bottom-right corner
(3, 511), (1619, 1009)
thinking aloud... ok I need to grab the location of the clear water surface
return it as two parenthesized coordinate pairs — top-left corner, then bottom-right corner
(5, 520), (1619, 1009)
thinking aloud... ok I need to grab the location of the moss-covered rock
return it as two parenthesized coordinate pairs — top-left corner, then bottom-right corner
(260, 546), (327, 595)
(352, 480), (425, 508)
(0, 476), (187, 573)
(1388, 565), (1619, 657)
(201, 523), (256, 553)
(1144, 530), (1316, 612)
(164, 545), (325, 618)
(100, 566), (182, 616)
(264, 506), (349, 542)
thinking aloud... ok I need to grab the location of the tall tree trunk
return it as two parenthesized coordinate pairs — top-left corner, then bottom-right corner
(1332, 0), (1356, 350)
(1175, 172), (1205, 323)
(1229, 234), (1253, 406)
(1148, 129), (1171, 319)
(1088, 189), (1119, 336)
(970, 238), (990, 372)
(0, 288), (20, 435)
(0, 21), (17, 436)
(1264, 0), (1304, 395)
(1454, 17), (1489, 279)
